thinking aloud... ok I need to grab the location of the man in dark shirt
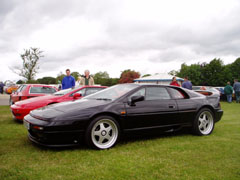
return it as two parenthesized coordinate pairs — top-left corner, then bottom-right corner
(233, 79), (240, 103)
(0, 81), (4, 94)
(182, 77), (192, 90)
(62, 69), (75, 90)
(224, 82), (233, 103)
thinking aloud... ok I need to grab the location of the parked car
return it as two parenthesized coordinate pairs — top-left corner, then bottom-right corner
(23, 84), (223, 149)
(3, 80), (18, 94)
(10, 84), (58, 105)
(11, 85), (107, 121)
(5, 84), (19, 94)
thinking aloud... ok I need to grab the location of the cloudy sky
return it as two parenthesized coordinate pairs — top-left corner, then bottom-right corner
(1, 0), (240, 82)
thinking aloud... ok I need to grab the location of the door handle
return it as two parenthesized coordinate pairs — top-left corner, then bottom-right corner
(169, 105), (175, 108)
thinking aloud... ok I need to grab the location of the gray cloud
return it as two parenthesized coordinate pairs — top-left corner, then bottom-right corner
(1, 0), (240, 81)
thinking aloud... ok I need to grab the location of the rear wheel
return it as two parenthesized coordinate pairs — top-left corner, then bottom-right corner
(192, 108), (215, 135)
(85, 116), (120, 150)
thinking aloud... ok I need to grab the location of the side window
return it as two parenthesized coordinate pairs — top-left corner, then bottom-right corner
(168, 88), (185, 99)
(71, 88), (86, 96)
(145, 87), (171, 100)
(30, 87), (56, 94)
(128, 88), (145, 101)
(85, 88), (104, 96)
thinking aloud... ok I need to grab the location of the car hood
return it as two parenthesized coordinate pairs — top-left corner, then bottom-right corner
(15, 94), (58, 107)
(30, 98), (111, 120)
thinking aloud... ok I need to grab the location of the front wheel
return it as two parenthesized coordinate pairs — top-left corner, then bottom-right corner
(85, 116), (120, 150)
(192, 108), (215, 135)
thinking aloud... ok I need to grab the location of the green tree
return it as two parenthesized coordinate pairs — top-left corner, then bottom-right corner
(94, 71), (110, 85)
(26, 80), (39, 84)
(71, 72), (80, 81)
(201, 59), (225, 86)
(16, 80), (24, 84)
(93, 71), (119, 86)
(176, 63), (202, 85)
(230, 58), (240, 80)
(37, 77), (57, 84)
(168, 70), (178, 76)
(12, 47), (43, 81)
(142, 74), (151, 78)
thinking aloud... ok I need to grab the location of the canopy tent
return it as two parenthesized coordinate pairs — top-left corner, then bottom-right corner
(134, 73), (184, 85)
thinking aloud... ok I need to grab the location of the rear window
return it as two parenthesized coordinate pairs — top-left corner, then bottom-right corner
(30, 86), (56, 94)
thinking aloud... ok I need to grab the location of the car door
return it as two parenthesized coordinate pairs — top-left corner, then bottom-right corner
(124, 86), (179, 130)
(168, 87), (198, 124)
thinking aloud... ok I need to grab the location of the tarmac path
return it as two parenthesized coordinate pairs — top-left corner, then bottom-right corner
(0, 94), (10, 106)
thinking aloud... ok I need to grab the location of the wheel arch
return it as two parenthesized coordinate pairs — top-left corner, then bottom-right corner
(197, 105), (216, 120)
(88, 112), (122, 130)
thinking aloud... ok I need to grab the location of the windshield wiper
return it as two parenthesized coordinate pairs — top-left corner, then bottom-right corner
(96, 98), (112, 101)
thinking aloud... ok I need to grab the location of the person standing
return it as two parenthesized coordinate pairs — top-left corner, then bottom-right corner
(233, 79), (240, 103)
(224, 82), (233, 103)
(0, 81), (4, 94)
(182, 76), (192, 90)
(170, 77), (180, 87)
(78, 70), (94, 85)
(62, 69), (75, 90)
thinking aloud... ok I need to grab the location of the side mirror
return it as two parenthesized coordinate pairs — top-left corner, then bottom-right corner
(129, 95), (144, 106)
(73, 93), (82, 99)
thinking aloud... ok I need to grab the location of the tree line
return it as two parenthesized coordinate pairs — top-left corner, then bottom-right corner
(16, 70), (140, 86)
(170, 58), (240, 86)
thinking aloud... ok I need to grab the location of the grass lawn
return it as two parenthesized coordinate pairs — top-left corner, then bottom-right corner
(0, 102), (240, 180)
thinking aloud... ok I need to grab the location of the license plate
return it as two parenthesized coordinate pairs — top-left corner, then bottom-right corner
(24, 121), (30, 130)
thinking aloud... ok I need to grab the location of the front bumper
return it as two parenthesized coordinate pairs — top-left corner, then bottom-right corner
(11, 106), (31, 121)
(27, 129), (84, 147)
(24, 115), (86, 147)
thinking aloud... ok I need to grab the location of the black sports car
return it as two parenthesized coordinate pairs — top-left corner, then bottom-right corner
(23, 84), (223, 149)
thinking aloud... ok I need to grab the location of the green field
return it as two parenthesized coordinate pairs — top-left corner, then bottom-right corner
(0, 102), (240, 180)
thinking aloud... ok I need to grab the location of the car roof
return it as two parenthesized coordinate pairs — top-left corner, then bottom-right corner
(132, 83), (180, 88)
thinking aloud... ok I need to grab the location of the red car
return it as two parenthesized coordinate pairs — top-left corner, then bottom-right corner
(11, 85), (107, 121)
(10, 84), (58, 105)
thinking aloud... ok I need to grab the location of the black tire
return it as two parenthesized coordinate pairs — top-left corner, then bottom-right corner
(192, 108), (215, 136)
(85, 116), (120, 150)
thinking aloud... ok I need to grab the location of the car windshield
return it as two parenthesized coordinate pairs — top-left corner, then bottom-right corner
(85, 84), (138, 101)
(54, 86), (83, 96)
(16, 85), (26, 93)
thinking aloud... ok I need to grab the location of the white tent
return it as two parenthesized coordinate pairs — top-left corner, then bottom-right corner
(134, 73), (184, 85)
